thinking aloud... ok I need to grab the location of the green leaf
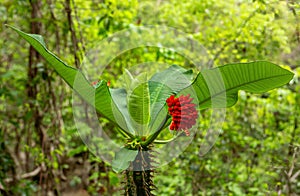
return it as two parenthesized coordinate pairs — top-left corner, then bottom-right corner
(147, 81), (172, 130)
(108, 171), (120, 186)
(148, 65), (193, 133)
(149, 65), (193, 97)
(110, 88), (135, 134)
(128, 82), (150, 135)
(188, 61), (294, 109)
(7, 25), (129, 132)
(67, 145), (87, 157)
(112, 147), (138, 173)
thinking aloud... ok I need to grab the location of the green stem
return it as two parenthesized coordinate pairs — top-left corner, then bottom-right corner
(141, 117), (171, 147)
(154, 138), (175, 144)
(117, 127), (135, 139)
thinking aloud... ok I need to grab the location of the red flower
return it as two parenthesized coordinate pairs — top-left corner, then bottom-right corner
(166, 94), (198, 136)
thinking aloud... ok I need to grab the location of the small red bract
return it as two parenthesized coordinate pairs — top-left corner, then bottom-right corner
(91, 80), (110, 88)
(166, 94), (198, 136)
(91, 80), (99, 87)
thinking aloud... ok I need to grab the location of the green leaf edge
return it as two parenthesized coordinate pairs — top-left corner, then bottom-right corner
(191, 61), (294, 110)
(6, 24), (132, 135)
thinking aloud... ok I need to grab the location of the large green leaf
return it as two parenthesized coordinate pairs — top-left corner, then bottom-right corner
(128, 82), (150, 135)
(187, 61), (294, 109)
(7, 25), (128, 131)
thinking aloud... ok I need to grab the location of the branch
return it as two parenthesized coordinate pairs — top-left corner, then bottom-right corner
(4, 167), (41, 183)
(64, 0), (80, 68)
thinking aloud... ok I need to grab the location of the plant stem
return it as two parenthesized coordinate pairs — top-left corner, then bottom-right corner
(154, 138), (175, 144)
(141, 116), (171, 147)
(117, 127), (135, 139)
(124, 146), (155, 196)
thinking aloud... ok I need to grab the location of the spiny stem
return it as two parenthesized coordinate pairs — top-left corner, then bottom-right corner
(124, 145), (156, 196)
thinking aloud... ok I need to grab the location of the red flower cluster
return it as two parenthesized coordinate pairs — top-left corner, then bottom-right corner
(166, 94), (198, 135)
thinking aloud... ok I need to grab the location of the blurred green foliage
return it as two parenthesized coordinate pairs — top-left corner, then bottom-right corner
(0, 0), (299, 195)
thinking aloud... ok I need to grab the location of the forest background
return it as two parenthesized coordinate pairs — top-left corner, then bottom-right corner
(0, 0), (299, 195)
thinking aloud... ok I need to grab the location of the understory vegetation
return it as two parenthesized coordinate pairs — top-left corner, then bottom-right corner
(0, 0), (299, 195)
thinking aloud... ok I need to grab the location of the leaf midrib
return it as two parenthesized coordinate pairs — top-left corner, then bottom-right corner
(142, 86), (150, 124)
(197, 72), (292, 106)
